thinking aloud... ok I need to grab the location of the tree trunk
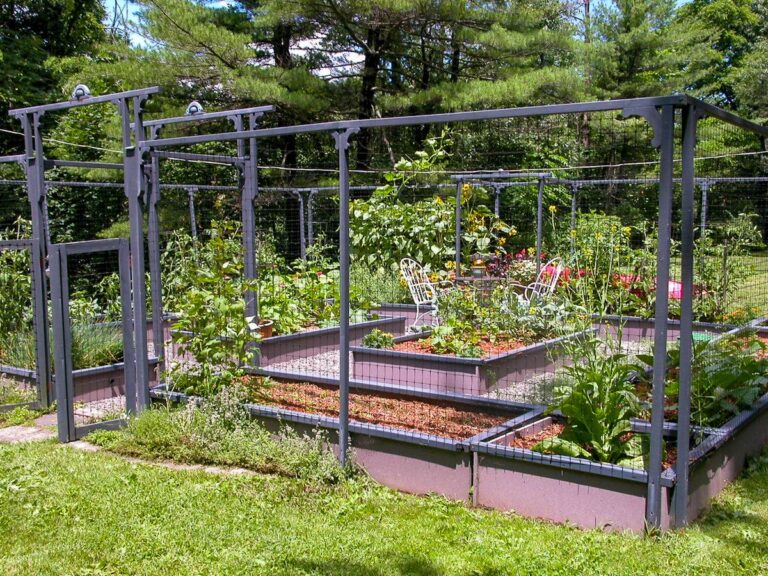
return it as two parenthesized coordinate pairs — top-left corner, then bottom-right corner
(356, 28), (382, 170)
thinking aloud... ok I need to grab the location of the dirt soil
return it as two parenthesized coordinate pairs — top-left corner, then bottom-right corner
(394, 337), (526, 357)
(244, 377), (512, 440)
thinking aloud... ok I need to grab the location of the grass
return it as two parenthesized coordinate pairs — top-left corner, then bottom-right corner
(2, 441), (768, 575)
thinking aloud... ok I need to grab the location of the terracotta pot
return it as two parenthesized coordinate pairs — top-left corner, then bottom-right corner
(258, 319), (274, 338)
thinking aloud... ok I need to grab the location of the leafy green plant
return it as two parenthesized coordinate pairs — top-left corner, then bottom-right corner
(429, 324), (482, 358)
(350, 134), (514, 272)
(534, 334), (647, 466)
(170, 226), (260, 397)
(362, 329), (395, 349)
(640, 334), (768, 428)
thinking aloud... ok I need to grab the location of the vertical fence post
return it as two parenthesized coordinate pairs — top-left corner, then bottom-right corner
(120, 95), (151, 411)
(147, 130), (164, 376)
(297, 191), (307, 261)
(570, 183), (579, 256)
(646, 104), (676, 530)
(674, 103), (698, 527)
(19, 112), (52, 408)
(700, 179), (710, 234)
(188, 186), (198, 239)
(307, 189), (317, 247)
(493, 184), (501, 217)
(49, 245), (74, 441)
(334, 128), (357, 467)
(455, 179), (463, 275)
(535, 176), (544, 275)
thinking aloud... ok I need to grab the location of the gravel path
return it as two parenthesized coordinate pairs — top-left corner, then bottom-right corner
(265, 351), (347, 378)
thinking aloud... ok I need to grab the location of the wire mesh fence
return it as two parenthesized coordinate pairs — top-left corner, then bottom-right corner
(6, 90), (768, 528)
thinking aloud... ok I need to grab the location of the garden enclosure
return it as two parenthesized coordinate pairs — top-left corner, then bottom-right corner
(4, 87), (768, 531)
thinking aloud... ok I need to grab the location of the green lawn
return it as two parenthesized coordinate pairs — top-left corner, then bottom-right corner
(1, 442), (768, 575)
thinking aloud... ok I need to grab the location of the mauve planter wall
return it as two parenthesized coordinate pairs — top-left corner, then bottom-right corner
(258, 316), (407, 366)
(72, 358), (159, 404)
(593, 315), (731, 343)
(372, 303), (430, 332)
(351, 331), (590, 396)
(681, 393), (768, 525)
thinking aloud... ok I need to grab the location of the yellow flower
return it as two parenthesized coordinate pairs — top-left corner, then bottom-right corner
(622, 226), (632, 237)
(595, 232), (603, 241)
(435, 196), (444, 204)
(462, 183), (471, 193)
(570, 229), (577, 238)
(611, 225), (618, 234)
(529, 307), (537, 315)
(548, 205), (557, 214)
(499, 237), (506, 246)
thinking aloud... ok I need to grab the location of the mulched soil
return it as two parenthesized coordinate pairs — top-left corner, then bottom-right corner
(393, 337), (526, 357)
(244, 377), (512, 440)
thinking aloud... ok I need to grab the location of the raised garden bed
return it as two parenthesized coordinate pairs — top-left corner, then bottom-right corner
(0, 358), (159, 405)
(471, 393), (768, 532)
(351, 330), (592, 396)
(257, 315), (406, 366)
(151, 380), (538, 502)
(168, 315), (406, 368)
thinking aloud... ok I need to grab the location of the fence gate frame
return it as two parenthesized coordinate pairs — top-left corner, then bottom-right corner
(49, 238), (136, 442)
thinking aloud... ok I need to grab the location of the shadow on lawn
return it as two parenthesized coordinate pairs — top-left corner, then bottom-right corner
(288, 556), (513, 576)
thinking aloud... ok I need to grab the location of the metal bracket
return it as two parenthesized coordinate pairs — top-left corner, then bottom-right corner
(333, 127), (361, 151)
(621, 105), (665, 149)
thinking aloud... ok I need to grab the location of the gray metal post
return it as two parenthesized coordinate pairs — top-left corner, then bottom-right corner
(646, 104), (676, 529)
(297, 192), (307, 260)
(493, 184), (501, 217)
(232, 114), (259, 322)
(700, 179), (710, 234)
(147, 127), (164, 375)
(674, 104), (698, 528)
(536, 177), (544, 275)
(20, 113), (52, 408)
(49, 245), (73, 441)
(570, 183), (578, 255)
(335, 128), (357, 467)
(455, 179), (462, 275)
(117, 239), (137, 416)
(188, 187), (198, 239)
(307, 189), (317, 247)
(121, 95), (151, 411)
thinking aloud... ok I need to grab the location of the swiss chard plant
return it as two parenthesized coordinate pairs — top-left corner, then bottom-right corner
(534, 334), (648, 467)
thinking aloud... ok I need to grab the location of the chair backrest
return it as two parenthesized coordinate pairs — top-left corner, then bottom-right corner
(400, 258), (436, 305)
(536, 257), (564, 297)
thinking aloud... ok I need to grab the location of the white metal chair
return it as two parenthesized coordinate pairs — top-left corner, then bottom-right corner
(509, 257), (564, 305)
(400, 258), (453, 330)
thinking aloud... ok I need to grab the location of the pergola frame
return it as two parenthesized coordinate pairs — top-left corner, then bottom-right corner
(8, 90), (768, 530)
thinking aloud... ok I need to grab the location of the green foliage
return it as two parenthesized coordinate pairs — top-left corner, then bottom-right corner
(640, 334), (768, 428)
(350, 136), (514, 272)
(361, 329), (395, 350)
(170, 224), (260, 397)
(0, 379), (37, 406)
(0, 219), (33, 336)
(534, 334), (647, 466)
(88, 384), (347, 484)
(693, 213), (764, 322)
